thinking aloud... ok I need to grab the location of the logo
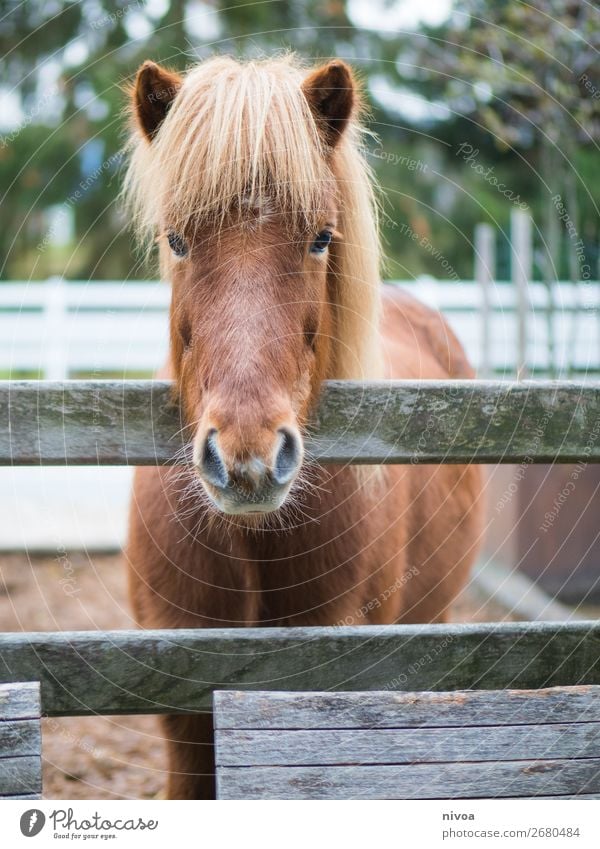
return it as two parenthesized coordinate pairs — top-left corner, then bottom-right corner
(20, 810), (46, 837)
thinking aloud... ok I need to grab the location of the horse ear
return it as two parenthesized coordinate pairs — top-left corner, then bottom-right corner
(302, 60), (356, 148)
(132, 60), (182, 141)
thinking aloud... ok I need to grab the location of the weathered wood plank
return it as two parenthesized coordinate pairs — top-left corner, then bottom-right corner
(0, 683), (42, 797)
(6, 793), (42, 800)
(0, 720), (41, 759)
(0, 756), (42, 797)
(216, 723), (600, 766)
(0, 380), (181, 466)
(214, 686), (600, 730)
(0, 682), (40, 721)
(215, 687), (600, 798)
(2, 379), (600, 465)
(216, 758), (600, 799)
(0, 623), (599, 716)
(518, 794), (600, 799)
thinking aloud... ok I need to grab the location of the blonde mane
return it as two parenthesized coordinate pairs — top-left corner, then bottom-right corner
(123, 54), (383, 380)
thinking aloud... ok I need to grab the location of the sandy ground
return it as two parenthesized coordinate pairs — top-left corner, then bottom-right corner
(0, 552), (512, 800)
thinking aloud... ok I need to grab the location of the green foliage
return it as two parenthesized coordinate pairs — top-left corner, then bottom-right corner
(396, 0), (600, 280)
(0, 0), (597, 281)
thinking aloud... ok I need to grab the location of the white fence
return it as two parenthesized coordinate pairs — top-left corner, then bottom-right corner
(1, 275), (599, 380)
(0, 277), (170, 379)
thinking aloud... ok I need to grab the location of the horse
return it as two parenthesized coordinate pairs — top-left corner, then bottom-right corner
(123, 54), (484, 799)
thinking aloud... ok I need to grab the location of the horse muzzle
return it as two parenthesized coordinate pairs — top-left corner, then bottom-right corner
(193, 426), (303, 514)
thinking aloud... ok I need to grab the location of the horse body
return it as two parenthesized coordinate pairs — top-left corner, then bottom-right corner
(129, 286), (480, 630)
(127, 287), (482, 798)
(123, 55), (483, 798)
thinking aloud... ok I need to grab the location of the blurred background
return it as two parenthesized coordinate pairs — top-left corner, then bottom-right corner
(0, 0), (598, 283)
(1, 0), (600, 800)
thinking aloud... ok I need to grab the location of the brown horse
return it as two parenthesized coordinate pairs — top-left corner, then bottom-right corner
(124, 55), (484, 799)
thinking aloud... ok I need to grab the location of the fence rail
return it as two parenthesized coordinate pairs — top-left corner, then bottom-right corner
(1, 379), (600, 465)
(0, 622), (599, 716)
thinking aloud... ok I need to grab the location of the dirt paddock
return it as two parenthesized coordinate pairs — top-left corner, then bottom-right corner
(0, 552), (512, 799)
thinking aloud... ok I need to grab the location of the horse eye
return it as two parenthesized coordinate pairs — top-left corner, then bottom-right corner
(310, 230), (333, 254)
(167, 231), (188, 257)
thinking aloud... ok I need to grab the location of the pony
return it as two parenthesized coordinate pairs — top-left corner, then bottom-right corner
(123, 54), (484, 799)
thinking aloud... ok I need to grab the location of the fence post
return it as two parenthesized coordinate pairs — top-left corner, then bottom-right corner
(44, 276), (68, 380)
(474, 223), (495, 378)
(511, 209), (532, 379)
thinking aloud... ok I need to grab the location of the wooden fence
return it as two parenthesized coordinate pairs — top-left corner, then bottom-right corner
(2, 379), (600, 465)
(2, 622), (600, 716)
(1, 378), (600, 715)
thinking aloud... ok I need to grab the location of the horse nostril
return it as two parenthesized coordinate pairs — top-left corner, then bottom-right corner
(273, 428), (302, 485)
(200, 429), (229, 489)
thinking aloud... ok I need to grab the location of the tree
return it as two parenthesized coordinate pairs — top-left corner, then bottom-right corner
(0, 0), (387, 279)
(402, 0), (600, 281)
